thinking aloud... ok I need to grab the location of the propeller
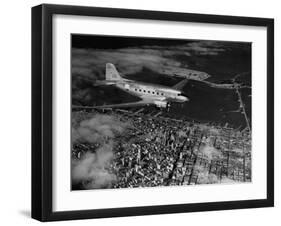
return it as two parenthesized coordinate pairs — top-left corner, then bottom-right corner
(166, 102), (171, 112)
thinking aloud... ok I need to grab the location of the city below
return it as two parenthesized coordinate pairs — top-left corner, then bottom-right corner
(71, 108), (251, 190)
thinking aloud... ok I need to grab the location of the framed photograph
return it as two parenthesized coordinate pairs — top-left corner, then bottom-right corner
(32, 4), (274, 221)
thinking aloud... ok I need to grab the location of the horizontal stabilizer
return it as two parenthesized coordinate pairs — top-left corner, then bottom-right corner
(172, 79), (189, 90)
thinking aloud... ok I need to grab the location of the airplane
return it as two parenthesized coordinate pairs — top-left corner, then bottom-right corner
(74, 63), (189, 109)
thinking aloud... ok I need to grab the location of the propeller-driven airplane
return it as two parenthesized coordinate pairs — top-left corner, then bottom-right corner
(74, 63), (189, 109)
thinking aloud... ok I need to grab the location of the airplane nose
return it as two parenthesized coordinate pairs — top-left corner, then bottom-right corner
(184, 96), (189, 102)
(180, 96), (189, 102)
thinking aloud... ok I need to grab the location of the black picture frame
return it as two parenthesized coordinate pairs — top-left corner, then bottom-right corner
(32, 4), (274, 222)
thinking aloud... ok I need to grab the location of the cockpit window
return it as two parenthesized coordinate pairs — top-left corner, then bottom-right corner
(178, 92), (189, 97)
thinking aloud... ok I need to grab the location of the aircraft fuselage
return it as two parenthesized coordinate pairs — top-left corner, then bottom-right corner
(107, 79), (189, 103)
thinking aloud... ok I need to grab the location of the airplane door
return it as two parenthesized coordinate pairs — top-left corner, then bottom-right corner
(124, 84), (130, 90)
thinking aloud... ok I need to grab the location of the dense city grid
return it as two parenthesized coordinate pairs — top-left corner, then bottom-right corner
(72, 109), (251, 189)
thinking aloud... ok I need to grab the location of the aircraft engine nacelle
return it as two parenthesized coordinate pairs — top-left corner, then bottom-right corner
(154, 100), (168, 108)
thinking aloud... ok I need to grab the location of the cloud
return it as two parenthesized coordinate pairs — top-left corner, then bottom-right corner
(71, 41), (227, 80)
(200, 145), (222, 161)
(72, 48), (183, 79)
(72, 142), (117, 189)
(180, 41), (226, 55)
(72, 114), (129, 189)
(195, 164), (237, 184)
(72, 114), (127, 143)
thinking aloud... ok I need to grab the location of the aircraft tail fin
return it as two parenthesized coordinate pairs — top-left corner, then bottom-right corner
(105, 63), (123, 81)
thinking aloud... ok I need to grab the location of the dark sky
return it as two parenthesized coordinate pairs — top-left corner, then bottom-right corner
(71, 34), (251, 128)
(72, 34), (206, 49)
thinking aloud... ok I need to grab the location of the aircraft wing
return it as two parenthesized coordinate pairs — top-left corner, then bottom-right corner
(72, 99), (156, 110)
(172, 79), (189, 90)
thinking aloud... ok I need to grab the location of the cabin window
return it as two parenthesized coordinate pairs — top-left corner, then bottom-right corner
(135, 88), (137, 91)
(148, 91), (150, 93)
(144, 90), (146, 93)
(139, 89), (141, 92)
(161, 93), (164, 95)
(152, 92), (155, 94)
